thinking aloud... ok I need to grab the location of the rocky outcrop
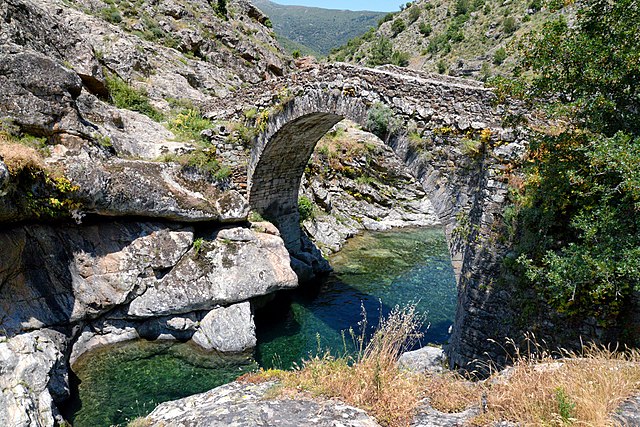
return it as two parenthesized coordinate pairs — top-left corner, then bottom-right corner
(0, 220), (298, 424)
(301, 122), (440, 254)
(0, 330), (68, 427)
(144, 381), (380, 427)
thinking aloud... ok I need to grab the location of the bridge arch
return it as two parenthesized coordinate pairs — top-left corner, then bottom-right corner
(218, 63), (526, 370)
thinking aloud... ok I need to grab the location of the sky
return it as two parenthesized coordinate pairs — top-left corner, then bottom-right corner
(270, 0), (407, 12)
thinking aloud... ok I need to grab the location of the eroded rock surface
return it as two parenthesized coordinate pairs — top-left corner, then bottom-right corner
(144, 381), (381, 427)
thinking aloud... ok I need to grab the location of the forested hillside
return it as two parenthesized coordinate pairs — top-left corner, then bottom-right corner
(253, 0), (385, 56)
(329, 0), (561, 79)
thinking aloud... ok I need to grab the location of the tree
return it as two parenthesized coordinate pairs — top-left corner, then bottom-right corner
(497, 0), (640, 323)
(367, 37), (393, 67)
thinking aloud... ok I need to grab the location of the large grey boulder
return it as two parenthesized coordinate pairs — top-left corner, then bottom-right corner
(191, 302), (256, 352)
(144, 381), (380, 427)
(0, 51), (86, 137)
(0, 329), (68, 427)
(128, 227), (299, 317)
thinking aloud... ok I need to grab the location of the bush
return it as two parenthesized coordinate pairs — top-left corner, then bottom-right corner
(391, 18), (406, 36)
(367, 37), (393, 66)
(493, 47), (507, 65)
(100, 6), (122, 24)
(391, 50), (410, 67)
(418, 22), (432, 36)
(378, 13), (394, 27)
(168, 109), (212, 142)
(105, 74), (163, 122)
(298, 195), (314, 221)
(407, 5), (422, 23)
(502, 16), (518, 34)
(365, 102), (401, 140)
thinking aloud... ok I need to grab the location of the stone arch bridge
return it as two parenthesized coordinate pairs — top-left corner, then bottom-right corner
(207, 62), (528, 369)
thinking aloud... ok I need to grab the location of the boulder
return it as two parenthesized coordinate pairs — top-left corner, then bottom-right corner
(63, 152), (249, 222)
(144, 381), (380, 427)
(399, 346), (447, 374)
(0, 329), (68, 427)
(0, 222), (194, 336)
(191, 302), (256, 353)
(128, 228), (298, 317)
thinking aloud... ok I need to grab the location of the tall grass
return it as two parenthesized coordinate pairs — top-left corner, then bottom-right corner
(242, 304), (426, 427)
(470, 340), (640, 426)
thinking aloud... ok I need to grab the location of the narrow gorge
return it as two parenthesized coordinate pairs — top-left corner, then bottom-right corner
(1, 0), (639, 426)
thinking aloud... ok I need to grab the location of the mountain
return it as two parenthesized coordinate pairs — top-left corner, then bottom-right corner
(329, 0), (563, 80)
(253, 0), (386, 56)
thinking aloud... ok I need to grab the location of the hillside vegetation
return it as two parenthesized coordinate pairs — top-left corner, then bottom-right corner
(329, 0), (561, 80)
(253, 0), (385, 56)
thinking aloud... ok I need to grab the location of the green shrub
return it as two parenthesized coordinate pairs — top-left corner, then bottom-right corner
(298, 195), (314, 221)
(503, 16), (518, 34)
(168, 109), (212, 142)
(437, 59), (446, 74)
(391, 50), (410, 67)
(407, 5), (422, 23)
(367, 37), (393, 66)
(391, 18), (406, 36)
(418, 22), (432, 36)
(378, 13), (395, 27)
(365, 102), (401, 140)
(105, 74), (163, 122)
(493, 47), (507, 65)
(100, 6), (122, 24)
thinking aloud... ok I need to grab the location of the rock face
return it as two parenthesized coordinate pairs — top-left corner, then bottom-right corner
(144, 381), (381, 427)
(301, 121), (441, 255)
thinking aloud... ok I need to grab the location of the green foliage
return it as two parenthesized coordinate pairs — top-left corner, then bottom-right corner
(292, 49), (302, 59)
(105, 74), (163, 122)
(391, 18), (406, 36)
(502, 16), (518, 34)
(168, 109), (212, 143)
(554, 387), (576, 424)
(407, 5), (421, 24)
(378, 13), (395, 27)
(418, 22), (432, 36)
(255, 0), (385, 56)
(213, 0), (227, 18)
(100, 6), (122, 23)
(437, 59), (446, 74)
(367, 36), (393, 67)
(365, 103), (401, 140)
(498, 0), (640, 323)
(298, 195), (315, 222)
(493, 47), (507, 65)
(391, 50), (410, 67)
(193, 237), (204, 256)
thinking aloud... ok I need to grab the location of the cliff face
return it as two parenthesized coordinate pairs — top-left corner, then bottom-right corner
(0, 0), (298, 425)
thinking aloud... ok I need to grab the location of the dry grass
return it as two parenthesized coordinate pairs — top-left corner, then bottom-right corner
(0, 133), (46, 174)
(241, 311), (640, 427)
(423, 371), (480, 413)
(471, 344), (640, 426)
(242, 305), (426, 427)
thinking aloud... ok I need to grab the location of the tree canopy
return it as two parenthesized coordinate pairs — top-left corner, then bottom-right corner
(498, 0), (640, 324)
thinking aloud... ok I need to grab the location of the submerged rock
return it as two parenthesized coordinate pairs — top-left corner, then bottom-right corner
(191, 302), (256, 352)
(144, 381), (380, 427)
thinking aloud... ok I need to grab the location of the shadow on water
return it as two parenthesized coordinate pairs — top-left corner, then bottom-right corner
(254, 226), (457, 369)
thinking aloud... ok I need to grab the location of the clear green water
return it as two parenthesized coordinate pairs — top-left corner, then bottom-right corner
(64, 341), (257, 427)
(255, 226), (457, 369)
(65, 226), (457, 426)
